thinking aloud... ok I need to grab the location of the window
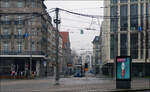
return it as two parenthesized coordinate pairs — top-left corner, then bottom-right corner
(18, 43), (22, 52)
(110, 6), (118, 32)
(130, 0), (138, 2)
(120, 0), (128, 3)
(3, 16), (10, 24)
(4, 1), (9, 8)
(31, 0), (35, 8)
(18, 16), (21, 20)
(140, 33), (144, 59)
(130, 33), (138, 59)
(3, 28), (8, 35)
(130, 4), (138, 30)
(4, 16), (8, 21)
(32, 42), (36, 51)
(120, 5), (128, 31)
(140, 3), (144, 29)
(110, 35), (114, 59)
(110, 0), (118, 4)
(17, 16), (23, 24)
(120, 34), (128, 56)
(4, 42), (8, 52)
(18, 28), (22, 35)
(146, 3), (149, 30)
(32, 28), (36, 36)
(17, 1), (23, 8)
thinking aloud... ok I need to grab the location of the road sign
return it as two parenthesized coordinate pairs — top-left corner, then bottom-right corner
(138, 26), (142, 32)
(24, 33), (28, 37)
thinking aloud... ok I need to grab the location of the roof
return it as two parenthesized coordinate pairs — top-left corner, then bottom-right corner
(59, 32), (70, 48)
(92, 36), (100, 44)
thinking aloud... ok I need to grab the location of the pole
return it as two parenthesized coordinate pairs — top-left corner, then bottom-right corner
(55, 8), (60, 85)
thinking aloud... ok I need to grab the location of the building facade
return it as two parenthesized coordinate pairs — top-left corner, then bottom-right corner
(60, 32), (72, 75)
(80, 51), (93, 73)
(101, 0), (150, 76)
(92, 36), (101, 74)
(0, 0), (56, 77)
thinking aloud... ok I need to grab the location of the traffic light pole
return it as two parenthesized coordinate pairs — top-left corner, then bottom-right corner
(54, 8), (60, 85)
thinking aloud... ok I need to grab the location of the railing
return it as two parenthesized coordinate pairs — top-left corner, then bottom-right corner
(0, 51), (46, 55)
(14, 20), (25, 25)
(0, 35), (11, 39)
(14, 35), (25, 39)
(0, 21), (11, 25)
(0, 20), (25, 25)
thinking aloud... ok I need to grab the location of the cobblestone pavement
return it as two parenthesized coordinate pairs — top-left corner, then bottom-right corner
(0, 76), (150, 92)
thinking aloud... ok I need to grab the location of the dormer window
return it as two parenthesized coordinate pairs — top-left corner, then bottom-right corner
(17, 1), (23, 8)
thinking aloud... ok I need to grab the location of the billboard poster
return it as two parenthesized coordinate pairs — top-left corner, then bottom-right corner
(116, 56), (131, 80)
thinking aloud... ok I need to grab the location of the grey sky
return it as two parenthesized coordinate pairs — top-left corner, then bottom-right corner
(44, 1), (104, 54)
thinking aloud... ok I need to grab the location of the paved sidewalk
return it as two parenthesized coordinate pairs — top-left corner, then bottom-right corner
(0, 77), (150, 92)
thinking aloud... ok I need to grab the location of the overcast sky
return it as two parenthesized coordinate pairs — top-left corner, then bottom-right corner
(44, 1), (104, 54)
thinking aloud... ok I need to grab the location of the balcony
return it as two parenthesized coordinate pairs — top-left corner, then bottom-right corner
(0, 51), (46, 56)
(0, 35), (11, 39)
(14, 35), (25, 39)
(0, 21), (11, 25)
(14, 20), (25, 25)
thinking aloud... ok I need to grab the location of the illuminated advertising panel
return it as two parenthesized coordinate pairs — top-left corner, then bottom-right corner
(116, 56), (131, 81)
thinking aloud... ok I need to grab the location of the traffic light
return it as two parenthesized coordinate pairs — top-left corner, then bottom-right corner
(84, 63), (88, 71)
(80, 29), (84, 34)
(84, 63), (88, 68)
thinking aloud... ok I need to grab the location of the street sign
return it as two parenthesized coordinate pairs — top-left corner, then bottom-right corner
(138, 26), (142, 32)
(24, 33), (28, 37)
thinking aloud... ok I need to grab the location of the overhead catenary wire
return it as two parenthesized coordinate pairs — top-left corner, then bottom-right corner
(1, 7), (150, 21)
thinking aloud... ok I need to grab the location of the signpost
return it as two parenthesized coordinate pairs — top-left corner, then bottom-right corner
(116, 56), (132, 89)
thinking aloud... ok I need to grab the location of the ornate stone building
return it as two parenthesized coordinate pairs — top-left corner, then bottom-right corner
(0, 0), (56, 77)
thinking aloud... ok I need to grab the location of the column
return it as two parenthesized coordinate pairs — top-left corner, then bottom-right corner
(148, 0), (150, 61)
(143, 1), (146, 60)
(36, 61), (40, 76)
(138, 1), (141, 59)
(128, 0), (131, 56)
(118, 2), (120, 56)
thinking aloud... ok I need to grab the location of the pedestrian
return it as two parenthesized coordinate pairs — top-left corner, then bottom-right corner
(15, 72), (17, 78)
(21, 71), (23, 76)
(32, 71), (35, 78)
(11, 71), (15, 78)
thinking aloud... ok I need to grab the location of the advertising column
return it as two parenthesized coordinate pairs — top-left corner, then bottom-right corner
(116, 56), (132, 89)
